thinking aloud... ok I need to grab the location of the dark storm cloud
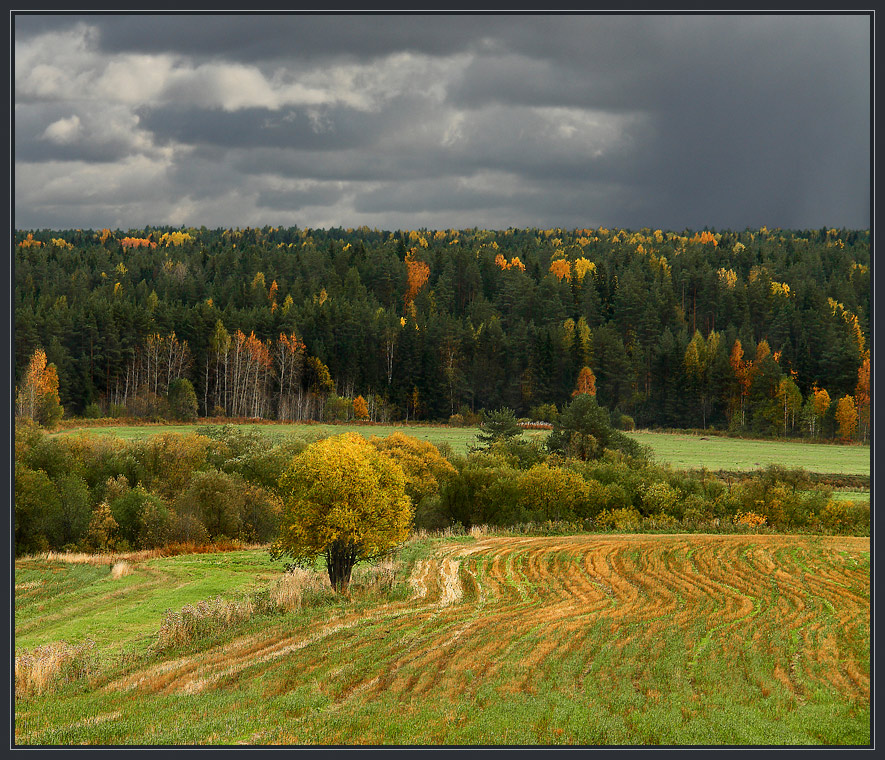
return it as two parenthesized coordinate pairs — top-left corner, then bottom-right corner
(14, 13), (870, 231)
(14, 13), (492, 62)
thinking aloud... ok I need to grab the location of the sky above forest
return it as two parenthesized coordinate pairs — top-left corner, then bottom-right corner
(14, 13), (871, 232)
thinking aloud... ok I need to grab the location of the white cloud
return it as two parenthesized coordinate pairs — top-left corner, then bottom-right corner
(42, 115), (81, 144)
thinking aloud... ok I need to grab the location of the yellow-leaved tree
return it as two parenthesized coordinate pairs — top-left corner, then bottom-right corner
(271, 433), (412, 591)
(835, 396), (858, 442)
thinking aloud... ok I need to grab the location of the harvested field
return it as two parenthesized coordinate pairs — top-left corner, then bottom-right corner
(15, 534), (870, 745)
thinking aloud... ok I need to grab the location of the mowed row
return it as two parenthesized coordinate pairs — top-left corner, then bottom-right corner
(16, 534), (870, 745)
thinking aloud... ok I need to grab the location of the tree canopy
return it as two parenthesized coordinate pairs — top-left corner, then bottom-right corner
(270, 433), (413, 591)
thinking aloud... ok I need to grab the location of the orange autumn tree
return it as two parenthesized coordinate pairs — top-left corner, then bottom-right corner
(16, 348), (64, 426)
(572, 366), (597, 397)
(404, 249), (430, 309)
(549, 258), (572, 282)
(353, 395), (369, 420)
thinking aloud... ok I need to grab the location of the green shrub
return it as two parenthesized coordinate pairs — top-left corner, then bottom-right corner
(83, 403), (102, 419)
(174, 469), (245, 540)
(109, 486), (170, 547)
(167, 378), (198, 421)
(14, 463), (59, 556)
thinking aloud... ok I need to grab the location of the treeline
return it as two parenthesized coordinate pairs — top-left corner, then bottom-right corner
(14, 225), (870, 438)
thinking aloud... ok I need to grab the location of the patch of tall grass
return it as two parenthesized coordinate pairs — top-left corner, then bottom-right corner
(15, 640), (97, 697)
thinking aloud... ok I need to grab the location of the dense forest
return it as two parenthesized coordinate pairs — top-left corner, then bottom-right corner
(14, 225), (870, 439)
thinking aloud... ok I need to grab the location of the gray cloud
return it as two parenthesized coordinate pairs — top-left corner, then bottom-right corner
(14, 13), (870, 231)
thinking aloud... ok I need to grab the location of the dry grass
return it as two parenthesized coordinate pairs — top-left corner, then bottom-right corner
(15, 640), (96, 697)
(110, 561), (133, 579)
(270, 568), (330, 612)
(38, 540), (267, 566)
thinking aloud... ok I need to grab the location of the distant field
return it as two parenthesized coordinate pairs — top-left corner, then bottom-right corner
(53, 422), (487, 456)
(52, 422), (870, 476)
(15, 535), (870, 745)
(627, 431), (870, 476)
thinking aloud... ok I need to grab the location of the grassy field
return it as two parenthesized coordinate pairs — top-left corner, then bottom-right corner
(627, 432), (870, 476)
(53, 422), (489, 456)
(52, 422), (870, 476)
(15, 535), (870, 745)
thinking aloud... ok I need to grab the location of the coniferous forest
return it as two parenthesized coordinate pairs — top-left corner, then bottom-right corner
(14, 225), (870, 440)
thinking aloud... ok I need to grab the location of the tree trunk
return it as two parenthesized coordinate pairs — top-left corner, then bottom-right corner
(325, 540), (359, 592)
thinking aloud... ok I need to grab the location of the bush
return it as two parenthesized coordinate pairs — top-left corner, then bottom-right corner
(529, 403), (560, 424)
(369, 432), (457, 504)
(131, 432), (211, 499)
(174, 469), (245, 541)
(126, 389), (170, 420)
(639, 481), (680, 517)
(168, 511), (211, 545)
(485, 438), (548, 470)
(14, 463), (60, 556)
(109, 486), (171, 548)
(80, 502), (120, 553)
(167, 378), (198, 421)
(516, 463), (591, 521)
(596, 507), (643, 530)
(819, 499), (870, 534)
(323, 395), (353, 422)
(240, 484), (283, 543)
(83, 403), (102, 419)
(109, 403), (128, 418)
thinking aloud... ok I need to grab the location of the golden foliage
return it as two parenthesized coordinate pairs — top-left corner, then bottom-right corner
(120, 237), (156, 249)
(369, 432), (456, 504)
(19, 233), (43, 249)
(15, 348), (62, 423)
(689, 230), (718, 246)
(548, 258), (572, 282)
(812, 385), (831, 418)
(718, 268), (738, 288)
(159, 231), (193, 247)
(405, 251), (430, 305)
(573, 257), (596, 281)
(494, 253), (526, 271)
(272, 433), (413, 581)
(835, 396), (858, 441)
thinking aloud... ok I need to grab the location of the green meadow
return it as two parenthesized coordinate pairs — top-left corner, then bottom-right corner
(14, 534), (870, 745)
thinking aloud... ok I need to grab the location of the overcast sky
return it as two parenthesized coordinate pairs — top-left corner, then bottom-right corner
(13, 13), (871, 232)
